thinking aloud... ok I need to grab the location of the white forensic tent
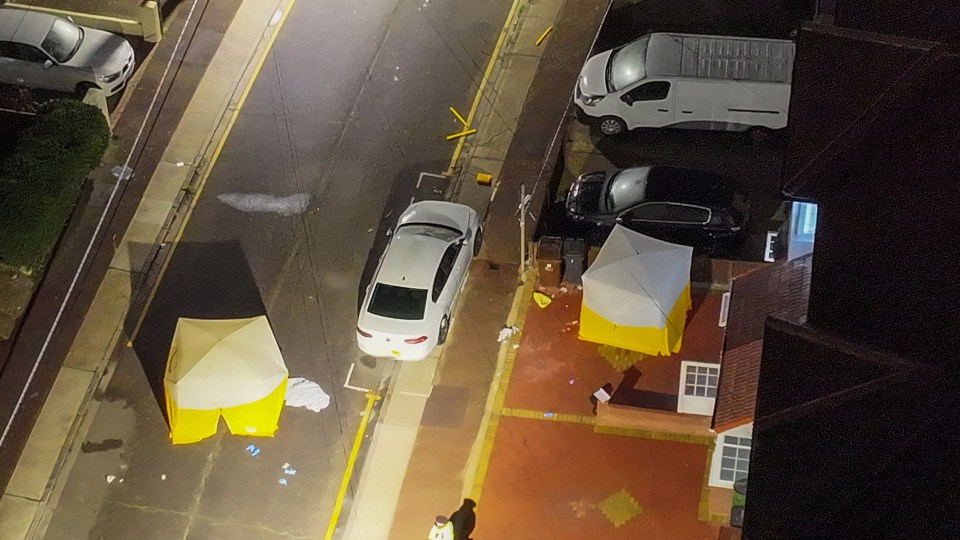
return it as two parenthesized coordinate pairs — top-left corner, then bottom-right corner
(579, 226), (692, 355)
(164, 316), (288, 444)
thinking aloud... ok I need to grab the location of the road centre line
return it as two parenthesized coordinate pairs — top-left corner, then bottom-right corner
(442, 0), (525, 176)
(127, 0), (298, 343)
(0, 0), (207, 450)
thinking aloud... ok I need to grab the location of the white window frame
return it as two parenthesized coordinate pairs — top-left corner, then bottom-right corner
(676, 361), (719, 416)
(708, 423), (754, 488)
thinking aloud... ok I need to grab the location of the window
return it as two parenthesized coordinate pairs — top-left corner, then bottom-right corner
(661, 203), (710, 224)
(6, 42), (48, 63)
(684, 364), (719, 398)
(608, 36), (649, 91)
(41, 18), (82, 63)
(431, 244), (461, 302)
(0, 41), (15, 59)
(622, 81), (670, 104)
(622, 202), (669, 222)
(791, 202), (818, 239)
(367, 284), (427, 320)
(719, 435), (751, 482)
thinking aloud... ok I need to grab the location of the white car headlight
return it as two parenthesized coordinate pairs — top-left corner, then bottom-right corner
(98, 71), (121, 83)
(580, 94), (603, 106)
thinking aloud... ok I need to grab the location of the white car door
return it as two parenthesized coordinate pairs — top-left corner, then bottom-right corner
(615, 80), (674, 129)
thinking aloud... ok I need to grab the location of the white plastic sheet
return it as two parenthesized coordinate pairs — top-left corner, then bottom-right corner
(284, 377), (331, 412)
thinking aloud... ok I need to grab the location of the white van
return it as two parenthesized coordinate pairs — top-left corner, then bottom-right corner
(575, 32), (795, 140)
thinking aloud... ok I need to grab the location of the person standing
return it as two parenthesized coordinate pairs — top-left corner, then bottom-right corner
(429, 515), (455, 540)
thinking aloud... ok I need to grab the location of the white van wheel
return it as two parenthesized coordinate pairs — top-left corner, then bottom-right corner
(598, 116), (626, 136)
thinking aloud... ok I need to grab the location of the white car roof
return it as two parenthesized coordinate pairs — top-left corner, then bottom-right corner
(0, 9), (55, 46)
(375, 226), (452, 290)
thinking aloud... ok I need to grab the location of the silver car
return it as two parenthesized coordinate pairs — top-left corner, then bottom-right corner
(0, 8), (135, 96)
(357, 201), (482, 361)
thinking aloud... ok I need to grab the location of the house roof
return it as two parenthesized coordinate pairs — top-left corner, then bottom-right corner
(781, 23), (956, 200)
(712, 254), (813, 431)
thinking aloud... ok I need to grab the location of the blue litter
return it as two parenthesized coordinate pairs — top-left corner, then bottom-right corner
(278, 478), (288, 486)
(245, 444), (261, 457)
(544, 411), (554, 418)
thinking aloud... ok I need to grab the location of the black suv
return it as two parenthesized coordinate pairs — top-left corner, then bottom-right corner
(565, 165), (750, 248)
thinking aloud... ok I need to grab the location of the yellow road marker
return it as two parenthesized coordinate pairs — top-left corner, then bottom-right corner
(443, 0), (525, 175)
(536, 26), (553, 46)
(449, 106), (469, 127)
(325, 391), (382, 540)
(127, 0), (298, 345)
(446, 128), (477, 141)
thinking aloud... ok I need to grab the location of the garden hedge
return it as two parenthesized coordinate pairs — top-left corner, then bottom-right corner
(0, 100), (109, 271)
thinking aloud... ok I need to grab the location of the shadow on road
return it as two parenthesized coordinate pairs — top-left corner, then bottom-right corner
(126, 240), (267, 413)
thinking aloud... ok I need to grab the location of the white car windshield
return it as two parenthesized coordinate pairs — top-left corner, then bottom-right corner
(608, 36), (649, 92)
(398, 223), (461, 242)
(41, 19), (82, 63)
(605, 167), (651, 213)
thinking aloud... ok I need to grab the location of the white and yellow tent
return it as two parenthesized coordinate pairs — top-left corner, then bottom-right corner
(579, 226), (692, 356)
(164, 316), (288, 445)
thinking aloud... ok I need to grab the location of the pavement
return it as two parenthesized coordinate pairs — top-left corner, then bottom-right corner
(0, 0), (735, 538)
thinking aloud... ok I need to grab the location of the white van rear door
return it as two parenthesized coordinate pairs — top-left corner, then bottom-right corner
(616, 80), (674, 129)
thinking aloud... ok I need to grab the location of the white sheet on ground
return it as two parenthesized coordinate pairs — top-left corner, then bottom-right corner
(284, 377), (331, 412)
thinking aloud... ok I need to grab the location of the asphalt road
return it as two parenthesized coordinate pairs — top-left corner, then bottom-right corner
(41, 0), (511, 537)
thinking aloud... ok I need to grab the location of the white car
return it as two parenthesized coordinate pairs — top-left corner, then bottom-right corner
(357, 201), (482, 361)
(0, 8), (135, 96)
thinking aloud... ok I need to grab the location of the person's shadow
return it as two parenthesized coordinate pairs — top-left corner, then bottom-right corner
(450, 499), (477, 539)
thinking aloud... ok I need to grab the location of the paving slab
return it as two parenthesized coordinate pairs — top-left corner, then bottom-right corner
(475, 416), (718, 538)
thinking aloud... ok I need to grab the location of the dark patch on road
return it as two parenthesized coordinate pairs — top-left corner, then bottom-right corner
(81, 439), (124, 453)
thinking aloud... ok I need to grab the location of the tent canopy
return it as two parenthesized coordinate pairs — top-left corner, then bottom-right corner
(579, 226), (692, 355)
(164, 316), (288, 444)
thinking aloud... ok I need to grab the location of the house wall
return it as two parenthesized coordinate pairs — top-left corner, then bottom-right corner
(708, 421), (753, 488)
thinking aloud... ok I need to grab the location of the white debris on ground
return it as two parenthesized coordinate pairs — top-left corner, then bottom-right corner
(497, 325), (519, 342)
(285, 377), (331, 412)
(217, 193), (311, 216)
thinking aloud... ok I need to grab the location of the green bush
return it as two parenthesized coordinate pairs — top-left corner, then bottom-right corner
(0, 100), (109, 271)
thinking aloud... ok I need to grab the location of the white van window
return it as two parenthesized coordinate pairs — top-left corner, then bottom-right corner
(41, 19), (82, 63)
(605, 167), (650, 212)
(608, 36), (649, 92)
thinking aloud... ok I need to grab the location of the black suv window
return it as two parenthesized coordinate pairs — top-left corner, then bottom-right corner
(662, 204), (710, 224)
(622, 81), (670, 104)
(622, 202), (669, 221)
(621, 202), (710, 225)
(431, 243), (461, 302)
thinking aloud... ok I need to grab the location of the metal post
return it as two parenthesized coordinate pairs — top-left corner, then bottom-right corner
(519, 183), (526, 273)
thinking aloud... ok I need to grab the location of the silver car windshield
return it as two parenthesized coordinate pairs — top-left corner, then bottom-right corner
(608, 36), (649, 92)
(398, 223), (461, 242)
(605, 167), (651, 213)
(41, 19), (82, 63)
